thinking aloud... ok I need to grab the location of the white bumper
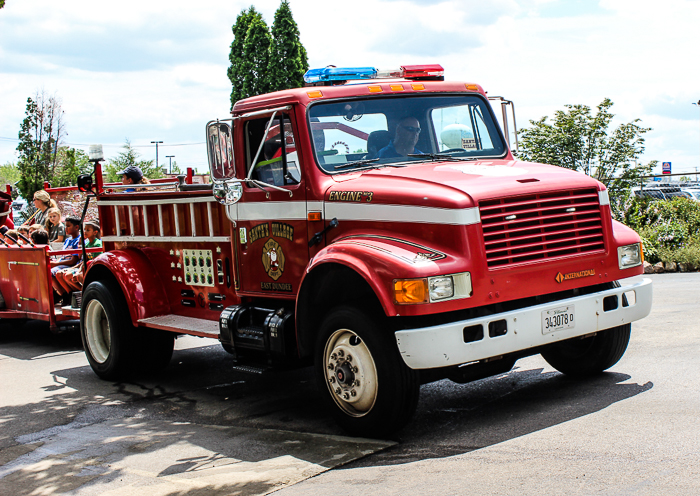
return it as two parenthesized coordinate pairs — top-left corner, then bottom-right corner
(395, 278), (653, 370)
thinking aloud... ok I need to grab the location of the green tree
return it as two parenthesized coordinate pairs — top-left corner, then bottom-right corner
(227, 7), (258, 108)
(517, 98), (655, 216)
(103, 140), (164, 182)
(16, 91), (67, 201)
(241, 12), (272, 99)
(0, 1), (5, 9)
(0, 162), (20, 199)
(268, 0), (308, 93)
(52, 147), (92, 188)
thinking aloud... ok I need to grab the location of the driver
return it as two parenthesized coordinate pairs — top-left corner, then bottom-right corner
(377, 116), (423, 158)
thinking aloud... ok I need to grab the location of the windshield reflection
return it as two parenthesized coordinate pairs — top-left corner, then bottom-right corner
(308, 95), (506, 173)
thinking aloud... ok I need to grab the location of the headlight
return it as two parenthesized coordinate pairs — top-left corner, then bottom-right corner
(394, 272), (471, 304)
(618, 243), (642, 269)
(428, 276), (454, 301)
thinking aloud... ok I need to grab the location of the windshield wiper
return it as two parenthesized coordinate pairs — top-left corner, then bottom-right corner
(334, 158), (380, 170)
(407, 153), (467, 162)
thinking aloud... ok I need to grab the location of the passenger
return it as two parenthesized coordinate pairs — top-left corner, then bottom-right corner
(5, 229), (19, 244)
(17, 226), (30, 239)
(118, 165), (151, 192)
(377, 116), (424, 158)
(32, 190), (58, 227)
(31, 229), (49, 245)
(55, 220), (102, 295)
(50, 217), (82, 303)
(29, 223), (43, 235)
(44, 208), (66, 242)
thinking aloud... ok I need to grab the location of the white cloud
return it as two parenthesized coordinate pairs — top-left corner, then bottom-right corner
(0, 0), (699, 174)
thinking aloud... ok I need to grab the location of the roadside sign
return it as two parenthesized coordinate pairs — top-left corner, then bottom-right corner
(662, 162), (672, 174)
(653, 176), (662, 181)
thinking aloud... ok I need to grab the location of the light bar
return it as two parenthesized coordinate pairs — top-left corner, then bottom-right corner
(304, 66), (377, 84)
(303, 64), (445, 84)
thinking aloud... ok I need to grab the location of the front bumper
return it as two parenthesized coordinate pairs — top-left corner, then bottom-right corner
(395, 278), (653, 370)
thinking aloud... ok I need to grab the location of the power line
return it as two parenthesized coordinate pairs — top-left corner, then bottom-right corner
(0, 136), (205, 147)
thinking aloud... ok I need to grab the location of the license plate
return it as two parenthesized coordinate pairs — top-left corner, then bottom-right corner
(542, 305), (575, 334)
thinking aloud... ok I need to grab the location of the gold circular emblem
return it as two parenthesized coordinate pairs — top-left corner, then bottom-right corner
(262, 238), (285, 281)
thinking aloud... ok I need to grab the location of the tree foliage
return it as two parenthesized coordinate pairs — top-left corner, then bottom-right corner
(517, 98), (656, 216)
(228, 2), (309, 107)
(227, 7), (257, 107)
(16, 91), (67, 200)
(268, 0), (308, 93)
(241, 12), (273, 99)
(103, 140), (164, 182)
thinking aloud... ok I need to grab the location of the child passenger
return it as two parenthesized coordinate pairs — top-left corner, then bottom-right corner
(55, 220), (102, 296)
(45, 208), (65, 242)
(31, 229), (49, 245)
(50, 216), (82, 304)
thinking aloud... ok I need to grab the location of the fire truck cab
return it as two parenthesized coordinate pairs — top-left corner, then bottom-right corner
(77, 64), (652, 436)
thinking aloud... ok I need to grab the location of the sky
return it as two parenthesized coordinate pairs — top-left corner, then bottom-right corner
(1, 0), (699, 177)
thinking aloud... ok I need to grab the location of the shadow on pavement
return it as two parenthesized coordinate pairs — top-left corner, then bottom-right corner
(346, 365), (653, 467)
(0, 319), (83, 360)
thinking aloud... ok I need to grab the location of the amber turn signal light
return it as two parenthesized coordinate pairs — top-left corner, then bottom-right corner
(394, 278), (429, 304)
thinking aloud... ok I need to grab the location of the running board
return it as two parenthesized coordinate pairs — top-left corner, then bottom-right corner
(138, 314), (219, 338)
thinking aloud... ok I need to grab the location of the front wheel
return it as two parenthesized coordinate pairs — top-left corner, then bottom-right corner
(315, 306), (419, 437)
(541, 324), (631, 377)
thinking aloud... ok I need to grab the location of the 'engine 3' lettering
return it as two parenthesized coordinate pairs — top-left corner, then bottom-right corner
(328, 191), (373, 202)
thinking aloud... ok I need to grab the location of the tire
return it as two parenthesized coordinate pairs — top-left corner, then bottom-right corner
(139, 329), (174, 373)
(315, 305), (420, 437)
(541, 323), (631, 377)
(80, 279), (139, 380)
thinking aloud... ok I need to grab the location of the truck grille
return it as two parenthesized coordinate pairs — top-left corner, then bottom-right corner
(479, 188), (605, 268)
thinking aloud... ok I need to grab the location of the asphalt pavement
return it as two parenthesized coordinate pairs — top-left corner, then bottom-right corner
(1, 273), (698, 495)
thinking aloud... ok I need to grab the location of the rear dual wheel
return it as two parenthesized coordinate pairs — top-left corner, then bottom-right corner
(315, 306), (420, 438)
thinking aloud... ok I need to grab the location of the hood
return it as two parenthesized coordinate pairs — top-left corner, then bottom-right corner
(327, 159), (604, 209)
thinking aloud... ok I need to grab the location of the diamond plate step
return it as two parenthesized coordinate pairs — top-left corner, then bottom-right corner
(138, 314), (219, 338)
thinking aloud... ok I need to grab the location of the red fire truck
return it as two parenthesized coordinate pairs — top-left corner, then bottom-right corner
(6, 64), (653, 436)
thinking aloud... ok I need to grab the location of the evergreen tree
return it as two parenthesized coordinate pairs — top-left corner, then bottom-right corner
(227, 7), (257, 109)
(103, 140), (163, 182)
(268, 0), (309, 93)
(241, 13), (273, 99)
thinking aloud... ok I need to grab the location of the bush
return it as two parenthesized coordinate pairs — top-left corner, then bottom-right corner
(621, 196), (700, 265)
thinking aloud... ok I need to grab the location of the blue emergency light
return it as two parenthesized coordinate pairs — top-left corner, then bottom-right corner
(303, 64), (444, 85)
(304, 66), (378, 84)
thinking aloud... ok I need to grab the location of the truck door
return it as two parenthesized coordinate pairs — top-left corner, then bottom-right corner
(230, 109), (308, 297)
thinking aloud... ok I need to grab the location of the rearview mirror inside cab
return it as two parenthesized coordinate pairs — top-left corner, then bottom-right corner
(207, 121), (236, 181)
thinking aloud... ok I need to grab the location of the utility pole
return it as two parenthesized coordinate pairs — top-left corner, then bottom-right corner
(151, 140), (163, 170)
(166, 155), (175, 174)
(694, 101), (700, 183)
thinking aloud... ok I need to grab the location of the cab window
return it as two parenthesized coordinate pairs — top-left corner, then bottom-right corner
(244, 113), (300, 186)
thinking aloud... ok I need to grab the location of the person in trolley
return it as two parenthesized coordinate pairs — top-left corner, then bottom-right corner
(118, 165), (150, 192)
(32, 190), (58, 226)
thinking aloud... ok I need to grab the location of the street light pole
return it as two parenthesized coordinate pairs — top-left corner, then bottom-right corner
(694, 101), (700, 183)
(151, 140), (163, 170)
(166, 155), (175, 174)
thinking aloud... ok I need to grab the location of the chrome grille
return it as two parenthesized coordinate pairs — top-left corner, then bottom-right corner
(479, 188), (605, 268)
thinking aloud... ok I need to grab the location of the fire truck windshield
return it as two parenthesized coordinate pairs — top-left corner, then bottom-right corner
(308, 94), (507, 173)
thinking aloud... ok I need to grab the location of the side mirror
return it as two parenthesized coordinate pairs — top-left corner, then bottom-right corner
(77, 174), (94, 193)
(206, 121), (236, 181)
(213, 181), (243, 205)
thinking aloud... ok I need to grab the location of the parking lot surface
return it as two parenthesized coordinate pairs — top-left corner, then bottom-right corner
(1, 274), (698, 495)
